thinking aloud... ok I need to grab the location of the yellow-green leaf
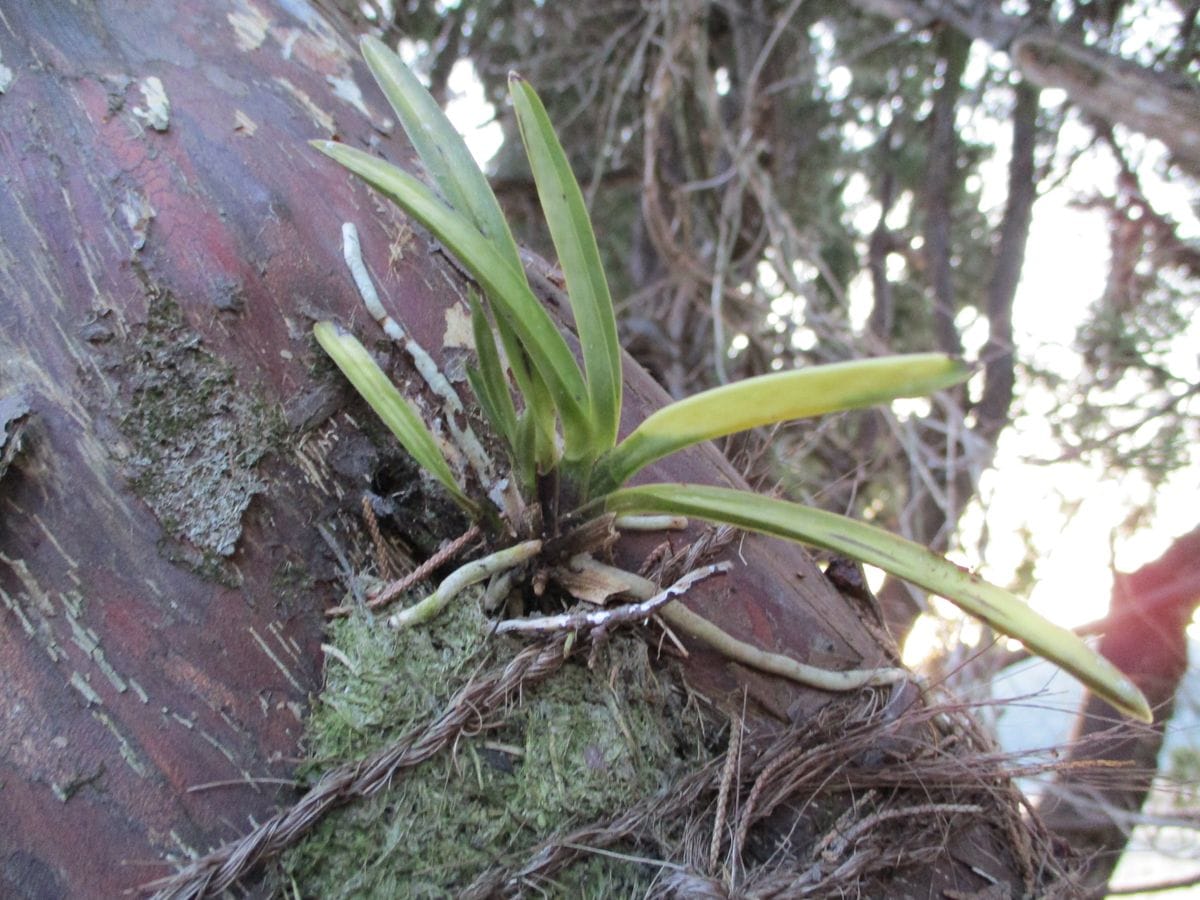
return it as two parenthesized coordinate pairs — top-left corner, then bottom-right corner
(311, 140), (591, 457)
(466, 291), (518, 450)
(314, 322), (477, 514)
(510, 74), (622, 455)
(594, 354), (970, 493)
(603, 483), (1152, 723)
(360, 35), (522, 272)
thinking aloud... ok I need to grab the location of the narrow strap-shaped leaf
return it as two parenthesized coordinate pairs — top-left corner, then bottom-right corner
(490, 301), (559, 471)
(603, 484), (1152, 723)
(510, 74), (623, 455)
(467, 291), (518, 449)
(519, 355), (561, 474)
(312, 140), (591, 455)
(593, 354), (970, 494)
(360, 35), (523, 272)
(513, 410), (539, 491)
(314, 322), (477, 515)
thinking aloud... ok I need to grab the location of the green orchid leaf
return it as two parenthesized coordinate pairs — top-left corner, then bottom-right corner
(603, 483), (1152, 723)
(513, 410), (539, 491)
(593, 353), (970, 494)
(311, 140), (591, 457)
(359, 35), (523, 271)
(521, 360), (561, 473)
(314, 321), (477, 515)
(467, 291), (518, 450)
(351, 42), (576, 471)
(490, 305), (559, 472)
(510, 74), (623, 455)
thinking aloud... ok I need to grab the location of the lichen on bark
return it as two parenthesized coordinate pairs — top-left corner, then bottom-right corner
(116, 281), (282, 571)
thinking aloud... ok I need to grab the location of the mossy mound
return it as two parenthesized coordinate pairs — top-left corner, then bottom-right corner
(281, 588), (711, 897)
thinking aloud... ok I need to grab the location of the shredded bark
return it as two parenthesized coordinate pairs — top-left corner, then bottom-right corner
(460, 696), (1081, 898)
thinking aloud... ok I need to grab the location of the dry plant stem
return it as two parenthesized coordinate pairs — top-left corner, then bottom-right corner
(341, 222), (498, 493)
(325, 524), (482, 618)
(615, 569), (909, 692)
(143, 637), (570, 900)
(495, 562), (731, 635)
(388, 539), (542, 629)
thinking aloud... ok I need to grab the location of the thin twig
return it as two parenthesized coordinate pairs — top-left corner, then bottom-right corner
(186, 778), (299, 794)
(495, 562), (731, 635)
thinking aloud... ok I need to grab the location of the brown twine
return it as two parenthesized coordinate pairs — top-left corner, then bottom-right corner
(708, 711), (743, 874)
(142, 635), (568, 899)
(360, 494), (394, 581)
(325, 523), (481, 618)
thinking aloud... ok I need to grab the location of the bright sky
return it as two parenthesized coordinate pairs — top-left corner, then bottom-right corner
(951, 122), (1199, 631)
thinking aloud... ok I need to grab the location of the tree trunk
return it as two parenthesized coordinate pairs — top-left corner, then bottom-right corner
(1, 2), (1050, 895)
(1040, 527), (1200, 897)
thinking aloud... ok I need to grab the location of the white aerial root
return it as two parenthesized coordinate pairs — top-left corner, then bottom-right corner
(613, 514), (689, 532)
(388, 540), (542, 629)
(342, 222), (499, 498)
(587, 567), (909, 692)
(499, 548), (908, 692)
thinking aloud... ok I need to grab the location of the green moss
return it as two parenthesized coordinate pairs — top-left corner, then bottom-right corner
(282, 588), (707, 896)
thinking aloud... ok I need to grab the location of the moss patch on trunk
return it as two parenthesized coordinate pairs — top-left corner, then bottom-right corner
(281, 588), (711, 897)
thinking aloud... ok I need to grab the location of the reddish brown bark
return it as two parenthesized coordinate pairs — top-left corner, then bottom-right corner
(1, 2), (1033, 896)
(1041, 527), (1200, 896)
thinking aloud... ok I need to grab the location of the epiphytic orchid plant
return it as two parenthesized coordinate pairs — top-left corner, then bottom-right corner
(311, 36), (1151, 723)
